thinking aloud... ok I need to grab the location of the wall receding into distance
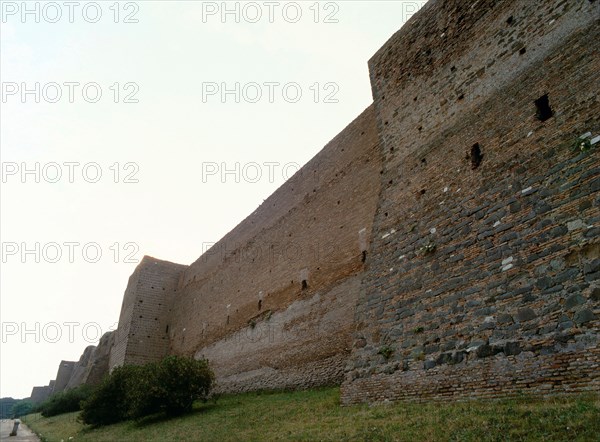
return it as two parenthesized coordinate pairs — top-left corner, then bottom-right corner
(31, 0), (599, 404)
(169, 105), (382, 392)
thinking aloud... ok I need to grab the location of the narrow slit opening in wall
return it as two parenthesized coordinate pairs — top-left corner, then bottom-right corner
(361, 250), (367, 263)
(226, 315), (229, 325)
(258, 299), (262, 311)
(534, 94), (553, 121)
(470, 143), (483, 169)
(165, 325), (169, 334)
(301, 280), (308, 290)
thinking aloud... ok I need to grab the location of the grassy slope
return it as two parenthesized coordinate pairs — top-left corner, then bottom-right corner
(23, 387), (600, 441)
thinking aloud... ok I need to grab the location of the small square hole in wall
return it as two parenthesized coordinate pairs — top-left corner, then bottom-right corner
(535, 94), (553, 121)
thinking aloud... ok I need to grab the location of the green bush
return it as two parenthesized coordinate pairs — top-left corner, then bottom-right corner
(148, 356), (214, 417)
(79, 364), (143, 426)
(80, 356), (214, 426)
(39, 384), (93, 417)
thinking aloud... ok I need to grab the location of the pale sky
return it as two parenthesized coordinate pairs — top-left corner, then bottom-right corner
(0, 0), (425, 399)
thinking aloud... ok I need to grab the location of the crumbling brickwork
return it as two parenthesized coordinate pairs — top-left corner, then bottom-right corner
(341, 0), (599, 404)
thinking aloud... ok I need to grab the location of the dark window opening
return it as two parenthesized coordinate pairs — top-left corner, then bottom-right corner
(535, 94), (553, 121)
(361, 251), (367, 263)
(165, 325), (169, 334)
(226, 315), (230, 324)
(258, 299), (262, 311)
(470, 143), (483, 169)
(506, 16), (514, 25)
(519, 47), (526, 55)
(301, 280), (308, 290)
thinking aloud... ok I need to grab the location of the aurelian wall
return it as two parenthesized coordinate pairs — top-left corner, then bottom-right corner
(109, 257), (187, 369)
(341, 0), (600, 404)
(168, 105), (382, 392)
(65, 331), (116, 390)
(65, 346), (96, 390)
(29, 332), (116, 400)
(84, 331), (115, 385)
(29, 386), (52, 404)
(42, 0), (599, 402)
(52, 361), (75, 394)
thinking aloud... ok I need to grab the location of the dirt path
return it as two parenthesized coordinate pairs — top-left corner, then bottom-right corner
(0, 419), (41, 441)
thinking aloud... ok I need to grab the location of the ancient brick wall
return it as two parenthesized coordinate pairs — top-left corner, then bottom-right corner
(52, 361), (75, 394)
(63, 331), (115, 390)
(53, 0), (599, 402)
(84, 331), (115, 385)
(168, 105), (381, 392)
(341, 0), (600, 404)
(109, 257), (187, 369)
(65, 345), (96, 390)
(29, 386), (52, 404)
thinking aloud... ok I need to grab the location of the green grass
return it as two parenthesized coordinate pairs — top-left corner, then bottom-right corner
(23, 387), (599, 441)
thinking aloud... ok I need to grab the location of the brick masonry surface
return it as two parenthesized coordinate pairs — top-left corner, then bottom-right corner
(110, 257), (187, 368)
(43, 0), (599, 402)
(168, 105), (382, 392)
(340, 0), (599, 404)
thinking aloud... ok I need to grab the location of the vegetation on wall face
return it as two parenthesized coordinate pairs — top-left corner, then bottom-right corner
(378, 345), (394, 360)
(572, 136), (593, 152)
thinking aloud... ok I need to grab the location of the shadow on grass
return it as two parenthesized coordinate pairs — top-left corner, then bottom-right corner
(130, 402), (220, 428)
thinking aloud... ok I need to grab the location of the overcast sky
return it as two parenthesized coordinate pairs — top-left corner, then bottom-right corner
(0, 0), (425, 399)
